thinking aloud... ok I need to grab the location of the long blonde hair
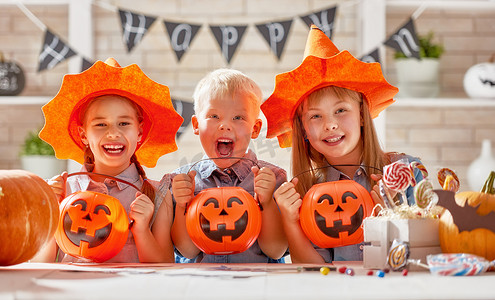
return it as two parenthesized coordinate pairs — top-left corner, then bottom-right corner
(81, 95), (156, 203)
(291, 86), (393, 197)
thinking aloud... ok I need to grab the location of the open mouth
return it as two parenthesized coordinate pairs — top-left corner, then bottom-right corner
(103, 144), (125, 154)
(314, 205), (363, 238)
(323, 136), (343, 144)
(216, 138), (234, 157)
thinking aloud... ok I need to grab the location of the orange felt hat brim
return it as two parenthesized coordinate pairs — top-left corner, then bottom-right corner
(40, 60), (183, 168)
(261, 26), (398, 148)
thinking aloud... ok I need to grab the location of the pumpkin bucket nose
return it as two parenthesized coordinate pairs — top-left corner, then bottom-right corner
(83, 213), (92, 221)
(335, 205), (344, 212)
(219, 209), (228, 216)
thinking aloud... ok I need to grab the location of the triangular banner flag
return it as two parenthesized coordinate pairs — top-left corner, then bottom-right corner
(163, 21), (202, 62)
(172, 98), (194, 139)
(300, 6), (337, 39)
(81, 57), (95, 72)
(38, 29), (77, 72)
(255, 19), (293, 60)
(118, 9), (156, 53)
(360, 48), (380, 64)
(209, 25), (247, 64)
(384, 18), (420, 59)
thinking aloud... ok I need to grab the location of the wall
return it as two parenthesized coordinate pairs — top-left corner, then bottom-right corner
(1, 0), (494, 192)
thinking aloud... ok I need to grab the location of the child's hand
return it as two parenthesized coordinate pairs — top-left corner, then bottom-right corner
(370, 173), (397, 211)
(172, 171), (196, 209)
(252, 166), (276, 206)
(129, 191), (154, 232)
(47, 171), (68, 203)
(274, 178), (301, 223)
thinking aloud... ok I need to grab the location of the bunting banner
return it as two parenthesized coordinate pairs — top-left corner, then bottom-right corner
(164, 21), (202, 62)
(384, 18), (420, 59)
(118, 9), (157, 53)
(171, 98), (194, 139)
(300, 6), (337, 39)
(360, 48), (380, 64)
(255, 19), (293, 60)
(38, 29), (77, 72)
(81, 57), (95, 72)
(209, 25), (247, 64)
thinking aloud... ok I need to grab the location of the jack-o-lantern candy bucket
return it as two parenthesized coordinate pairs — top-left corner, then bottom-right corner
(55, 176), (131, 263)
(300, 180), (374, 248)
(186, 186), (262, 255)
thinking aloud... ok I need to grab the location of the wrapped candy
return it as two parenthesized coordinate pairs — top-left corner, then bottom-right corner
(427, 253), (495, 276)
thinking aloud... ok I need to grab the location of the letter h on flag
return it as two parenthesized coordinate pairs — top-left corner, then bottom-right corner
(118, 9), (156, 53)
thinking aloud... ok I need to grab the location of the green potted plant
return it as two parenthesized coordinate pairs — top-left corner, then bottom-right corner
(20, 128), (66, 179)
(394, 31), (445, 98)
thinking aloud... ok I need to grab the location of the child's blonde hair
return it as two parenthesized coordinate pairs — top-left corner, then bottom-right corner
(80, 95), (156, 203)
(291, 86), (393, 197)
(193, 69), (262, 117)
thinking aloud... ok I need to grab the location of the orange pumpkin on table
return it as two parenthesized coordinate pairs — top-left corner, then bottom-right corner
(55, 191), (129, 262)
(186, 187), (262, 255)
(439, 171), (495, 260)
(0, 170), (59, 266)
(300, 180), (375, 248)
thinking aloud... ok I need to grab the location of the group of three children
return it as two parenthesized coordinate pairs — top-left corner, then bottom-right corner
(36, 26), (424, 264)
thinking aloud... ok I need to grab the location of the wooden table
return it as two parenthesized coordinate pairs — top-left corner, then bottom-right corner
(1, 262), (493, 299)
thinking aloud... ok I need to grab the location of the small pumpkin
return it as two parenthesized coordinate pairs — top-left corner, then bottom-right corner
(186, 187), (262, 255)
(0, 52), (26, 96)
(0, 170), (59, 266)
(55, 191), (129, 262)
(439, 171), (495, 260)
(463, 54), (495, 99)
(300, 180), (375, 248)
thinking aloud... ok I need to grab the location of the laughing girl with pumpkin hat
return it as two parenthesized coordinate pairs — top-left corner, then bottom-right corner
(261, 26), (425, 263)
(36, 58), (183, 263)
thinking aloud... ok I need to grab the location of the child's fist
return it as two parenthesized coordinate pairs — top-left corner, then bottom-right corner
(274, 178), (302, 223)
(252, 166), (276, 206)
(129, 191), (154, 232)
(47, 171), (68, 203)
(172, 171), (196, 209)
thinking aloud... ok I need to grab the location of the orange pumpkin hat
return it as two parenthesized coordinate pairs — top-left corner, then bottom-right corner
(261, 25), (398, 148)
(40, 58), (183, 168)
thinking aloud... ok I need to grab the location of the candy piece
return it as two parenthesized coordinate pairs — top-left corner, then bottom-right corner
(376, 270), (385, 277)
(338, 266), (347, 274)
(383, 268), (390, 274)
(387, 240), (410, 271)
(383, 161), (413, 192)
(437, 168), (460, 192)
(427, 253), (491, 276)
(320, 267), (330, 275)
(345, 268), (355, 276)
(402, 269), (409, 276)
(366, 270), (373, 276)
(414, 179), (438, 209)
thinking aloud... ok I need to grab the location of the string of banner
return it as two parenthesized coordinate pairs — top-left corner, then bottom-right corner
(15, 0), (428, 73)
(13, 1), (427, 138)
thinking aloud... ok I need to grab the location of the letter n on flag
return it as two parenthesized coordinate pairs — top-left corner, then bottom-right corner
(384, 18), (420, 59)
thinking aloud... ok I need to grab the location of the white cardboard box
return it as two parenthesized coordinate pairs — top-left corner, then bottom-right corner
(363, 218), (441, 270)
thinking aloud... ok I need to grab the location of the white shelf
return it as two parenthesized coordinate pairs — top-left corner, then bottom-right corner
(394, 97), (495, 107)
(386, 0), (495, 10)
(0, 96), (50, 105)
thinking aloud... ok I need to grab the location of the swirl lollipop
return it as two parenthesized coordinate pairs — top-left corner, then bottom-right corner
(409, 161), (429, 186)
(414, 178), (438, 210)
(383, 161), (414, 205)
(437, 168), (460, 192)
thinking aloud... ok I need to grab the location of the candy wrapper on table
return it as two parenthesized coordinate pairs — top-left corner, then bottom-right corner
(363, 215), (442, 271)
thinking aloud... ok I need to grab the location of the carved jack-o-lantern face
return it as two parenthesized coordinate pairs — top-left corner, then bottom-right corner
(300, 180), (374, 248)
(55, 191), (129, 262)
(186, 187), (262, 255)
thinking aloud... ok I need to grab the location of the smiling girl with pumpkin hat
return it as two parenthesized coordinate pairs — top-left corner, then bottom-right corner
(261, 26), (425, 263)
(37, 58), (183, 263)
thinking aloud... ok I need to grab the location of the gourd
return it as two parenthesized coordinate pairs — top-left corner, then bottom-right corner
(439, 171), (495, 260)
(0, 170), (59, 266)
(463, 54), (495, 99)
(0, 52), (25, 96)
